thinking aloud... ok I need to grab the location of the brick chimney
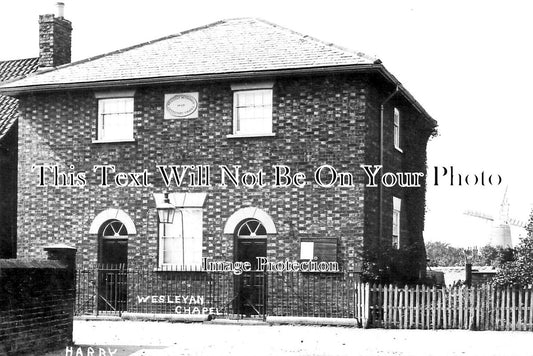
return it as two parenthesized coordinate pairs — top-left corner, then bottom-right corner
(38, 2), (72, 68)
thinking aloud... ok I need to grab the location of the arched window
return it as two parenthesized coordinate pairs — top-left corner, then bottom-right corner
(223, 207), (276, 234)
(101, 220), (128, 238)
(236, 219), (267, 238)
(89, 208), (136, 235)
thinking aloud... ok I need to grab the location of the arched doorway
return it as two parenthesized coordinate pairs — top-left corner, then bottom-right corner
(99, 219), (128, 265)
(235, 218), (267, 316)
(97, 219), (128, 313)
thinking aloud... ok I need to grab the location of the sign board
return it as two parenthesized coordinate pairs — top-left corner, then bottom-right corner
(164, 92), (199, 119)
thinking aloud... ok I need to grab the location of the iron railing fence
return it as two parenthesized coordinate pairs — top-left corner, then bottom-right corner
(76, 265), (533, 330)
(75, 264), (359, 319)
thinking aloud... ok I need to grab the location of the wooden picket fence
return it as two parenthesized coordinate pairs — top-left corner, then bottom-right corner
(355, 283), (533, 331)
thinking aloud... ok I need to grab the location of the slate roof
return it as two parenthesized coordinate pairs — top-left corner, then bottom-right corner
(0, 18), (377, 90)
(0, 57), (39, 139)
(0, 18), (435, 124)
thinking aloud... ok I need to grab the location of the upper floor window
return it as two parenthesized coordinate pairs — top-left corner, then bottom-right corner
(393, 107), (401, 151)
(95, 90), (135, 143)
(392, 197), (402, 249)
(229, 82), (274, 138)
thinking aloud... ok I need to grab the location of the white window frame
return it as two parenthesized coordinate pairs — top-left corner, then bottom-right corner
(158, 208), (203, 270)
(393, 107), (402, 152)
(228, 82), (275, 138)
(154, 192), (207, 271)
(392, 197), (402, 249)
(94, 90), (135, 143)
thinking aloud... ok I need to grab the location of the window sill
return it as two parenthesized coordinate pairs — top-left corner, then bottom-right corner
(92, 139), (136, 144)
(226, 133), (276, 139)
(154, 265), (204, 272)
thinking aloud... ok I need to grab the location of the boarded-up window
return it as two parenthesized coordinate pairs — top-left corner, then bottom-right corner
(299, 239), (338, 262)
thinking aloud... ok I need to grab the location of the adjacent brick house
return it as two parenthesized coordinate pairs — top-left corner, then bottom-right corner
(1, 17), (436, 315)
(0, 58), (37, 258)
(0, 9), (71, 258)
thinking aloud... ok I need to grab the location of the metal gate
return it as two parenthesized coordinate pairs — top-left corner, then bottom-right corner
(234, 271), (267, 317)
(97, 263), (127, 314)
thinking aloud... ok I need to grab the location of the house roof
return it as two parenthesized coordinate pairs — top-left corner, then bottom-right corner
(0, 18), (435, 125)
(0, 58), (39, 139)
(0, 18), (376, 88)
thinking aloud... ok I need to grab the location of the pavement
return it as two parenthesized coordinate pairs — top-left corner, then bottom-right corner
(68, 319), (533, 356)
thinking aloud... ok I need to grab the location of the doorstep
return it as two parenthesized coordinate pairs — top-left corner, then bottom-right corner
(208, 318), (267, 325)
(76, 315), (123, 321)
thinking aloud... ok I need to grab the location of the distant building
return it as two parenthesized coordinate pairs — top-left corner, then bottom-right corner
(464, 188), (528, 248)
(431, 266), (498, 286)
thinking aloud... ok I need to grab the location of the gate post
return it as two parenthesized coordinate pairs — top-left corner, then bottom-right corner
(44, 244), (77, 345)
(363, 283), (371, 328)
(44, 244), (77, 289)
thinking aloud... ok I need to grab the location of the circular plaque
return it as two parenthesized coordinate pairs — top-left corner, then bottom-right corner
(166, 94), (198, 118)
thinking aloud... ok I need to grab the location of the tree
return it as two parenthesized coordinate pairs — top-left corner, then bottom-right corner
(361, 242), (425, 285)
(425, 241), (515, 267)
(425, 241), (464, 266)
(477, 245), (514, 267)
(493, 209), (533, 287)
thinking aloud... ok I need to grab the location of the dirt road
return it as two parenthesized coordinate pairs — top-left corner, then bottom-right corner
(71, 320), (533, 356)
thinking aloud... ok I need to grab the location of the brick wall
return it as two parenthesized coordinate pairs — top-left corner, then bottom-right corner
(16, 73), (433, 288)
(0, 247), (76, 355)
(17, 74), (370, 272)
(362, 79), (435, 282)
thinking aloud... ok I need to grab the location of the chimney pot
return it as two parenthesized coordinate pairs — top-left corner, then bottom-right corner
(56, 2), (65, 18)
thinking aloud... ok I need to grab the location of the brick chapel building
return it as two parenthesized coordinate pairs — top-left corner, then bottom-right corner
(1, 12), (436, 315)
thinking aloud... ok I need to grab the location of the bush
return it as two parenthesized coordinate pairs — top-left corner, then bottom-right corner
(493, 210), (533, 287)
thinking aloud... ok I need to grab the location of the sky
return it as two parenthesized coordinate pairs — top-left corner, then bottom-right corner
(1, 0), (532, 247)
